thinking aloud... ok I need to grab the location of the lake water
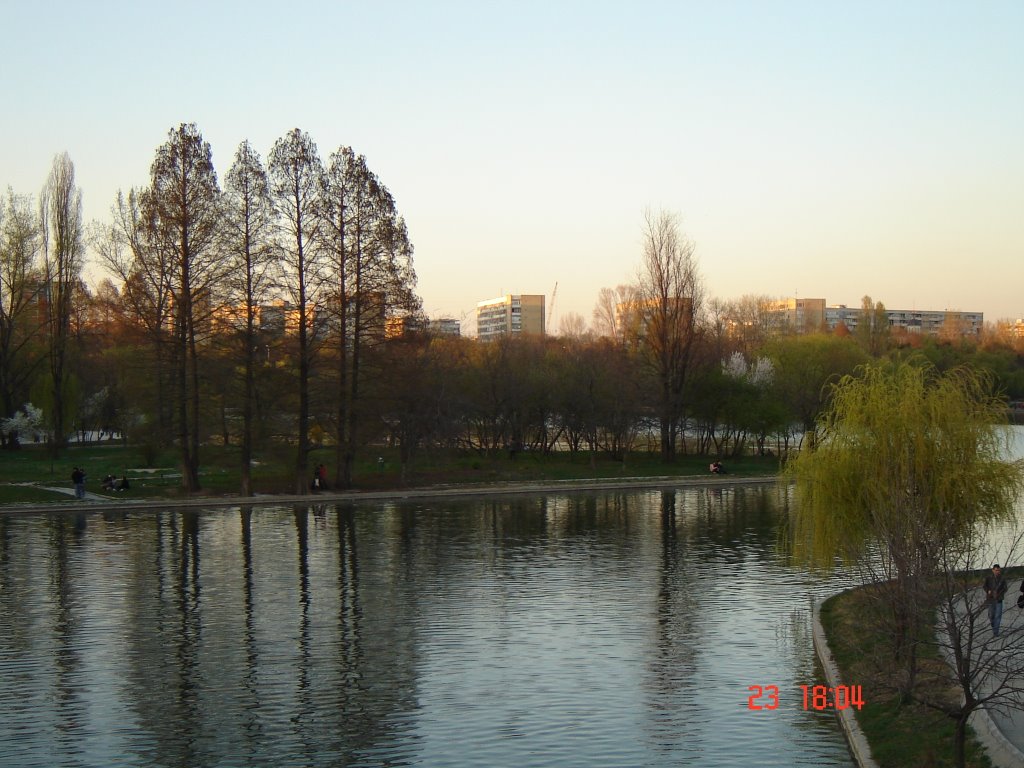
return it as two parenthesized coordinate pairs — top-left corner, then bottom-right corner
(0, 484), (863, 767)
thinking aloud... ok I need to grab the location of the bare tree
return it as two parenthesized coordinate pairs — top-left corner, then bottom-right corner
(856, 295), (890, 356)
(269, 128), (323, 494)
(928, 530), (1024, 768)
(319, 146), (419, 488)
(94, 189), (177, 446)
(224, 140), (277, 496)
(716, 294), (780, 357)
(632, 210), (704, 461)
(39, 153), (84, 452)
(591, 284), (637, 343)
(557, 311), (588, 339)
(0, 189), (44, 445)
(142, 124), (224, 491)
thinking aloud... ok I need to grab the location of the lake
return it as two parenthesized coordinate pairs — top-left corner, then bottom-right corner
(0, 484), (863, 767)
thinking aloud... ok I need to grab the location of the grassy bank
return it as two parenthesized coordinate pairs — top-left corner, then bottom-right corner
(818, 574), (1024, 768)
(0, 442), (781, 505)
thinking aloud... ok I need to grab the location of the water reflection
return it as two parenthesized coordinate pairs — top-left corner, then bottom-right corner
(0, 486), (858, 767)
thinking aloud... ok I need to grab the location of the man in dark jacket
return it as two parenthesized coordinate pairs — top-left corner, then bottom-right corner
(71, 467), (85, 499)
(984, 563), (1009, 636)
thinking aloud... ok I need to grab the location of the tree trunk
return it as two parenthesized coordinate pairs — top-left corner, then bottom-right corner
(241, 334), (254, 498)
(954, 715), (967, 768)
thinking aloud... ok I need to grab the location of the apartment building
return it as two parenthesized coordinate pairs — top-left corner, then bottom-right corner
(824, 306), (984, 336)
(767, 298), (827, 333)
(476, 294), (545, 341)
(760, 298), (983, 338)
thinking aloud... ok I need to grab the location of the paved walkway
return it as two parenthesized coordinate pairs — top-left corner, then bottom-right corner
(37, 485), (118, 502)
(4, 474), (777, 514)
(817, 585), (1024, 768)
(956, 586), (1024, 768)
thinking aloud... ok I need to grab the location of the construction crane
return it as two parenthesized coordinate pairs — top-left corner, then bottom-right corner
(547, 281), (558, 333)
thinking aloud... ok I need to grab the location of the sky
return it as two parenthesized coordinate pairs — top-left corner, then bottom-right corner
(4, 1), (1023, 332)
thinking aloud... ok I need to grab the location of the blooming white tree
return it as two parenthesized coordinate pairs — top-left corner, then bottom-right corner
(723, 352), (774, 387)
(0, 402), (44, 443)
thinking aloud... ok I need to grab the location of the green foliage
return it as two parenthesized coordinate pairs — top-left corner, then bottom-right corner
(894, 337), (1024, 400)
(766, 334), (868, 441)
(0, 441), (780, 503)
(786, 360), (1024, 571)
(821, 588), (995, 768)
(30, 371), (79, 442)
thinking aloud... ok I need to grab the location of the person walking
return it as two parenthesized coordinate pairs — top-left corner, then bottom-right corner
(71, 467), (86, 499)
(984, 563), (1009, 636)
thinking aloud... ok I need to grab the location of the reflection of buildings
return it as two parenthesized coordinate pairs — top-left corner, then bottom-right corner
(476, 294), (545, 341)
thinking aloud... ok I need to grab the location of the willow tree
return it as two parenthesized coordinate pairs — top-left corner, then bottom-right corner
(786, 360), (1023, 695)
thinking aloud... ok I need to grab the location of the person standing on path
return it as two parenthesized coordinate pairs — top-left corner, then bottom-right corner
(70, 467), (86, 499)
(984, 563), (1009, 636)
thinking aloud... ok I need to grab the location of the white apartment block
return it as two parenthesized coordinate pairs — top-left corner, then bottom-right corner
(763, 298), (982, 337)
(824, 306), (983, 336)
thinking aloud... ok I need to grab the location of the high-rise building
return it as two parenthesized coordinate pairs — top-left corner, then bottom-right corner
(476, 294), (545, 341)
(767, 298), (827, 333)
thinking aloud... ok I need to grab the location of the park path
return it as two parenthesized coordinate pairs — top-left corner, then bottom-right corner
(5, 475), (778, 514)
(956, 586), (1024, 768)
(37, 485), (116, 502)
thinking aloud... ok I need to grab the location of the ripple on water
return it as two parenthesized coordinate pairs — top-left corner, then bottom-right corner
(0, 489), (866, 767)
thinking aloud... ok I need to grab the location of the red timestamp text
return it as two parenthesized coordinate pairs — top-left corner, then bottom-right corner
(746, 684), (781, 710)
(747, 684), (865, 711)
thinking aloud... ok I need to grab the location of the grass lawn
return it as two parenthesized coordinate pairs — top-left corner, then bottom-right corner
(819, 577), (1015, 768)
(0, 441), (781, 504)
(0, 485), (80, 504)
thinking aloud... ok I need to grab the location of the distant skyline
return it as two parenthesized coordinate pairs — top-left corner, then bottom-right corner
(4, 1), (1022, 330)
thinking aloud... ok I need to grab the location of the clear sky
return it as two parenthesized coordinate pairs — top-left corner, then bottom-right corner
(4, 0), (1022, 330)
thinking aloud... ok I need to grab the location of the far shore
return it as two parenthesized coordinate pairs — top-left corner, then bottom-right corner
(1, 474), (779, 514)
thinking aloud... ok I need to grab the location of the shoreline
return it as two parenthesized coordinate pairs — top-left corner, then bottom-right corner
(1, 474), (778, 514)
